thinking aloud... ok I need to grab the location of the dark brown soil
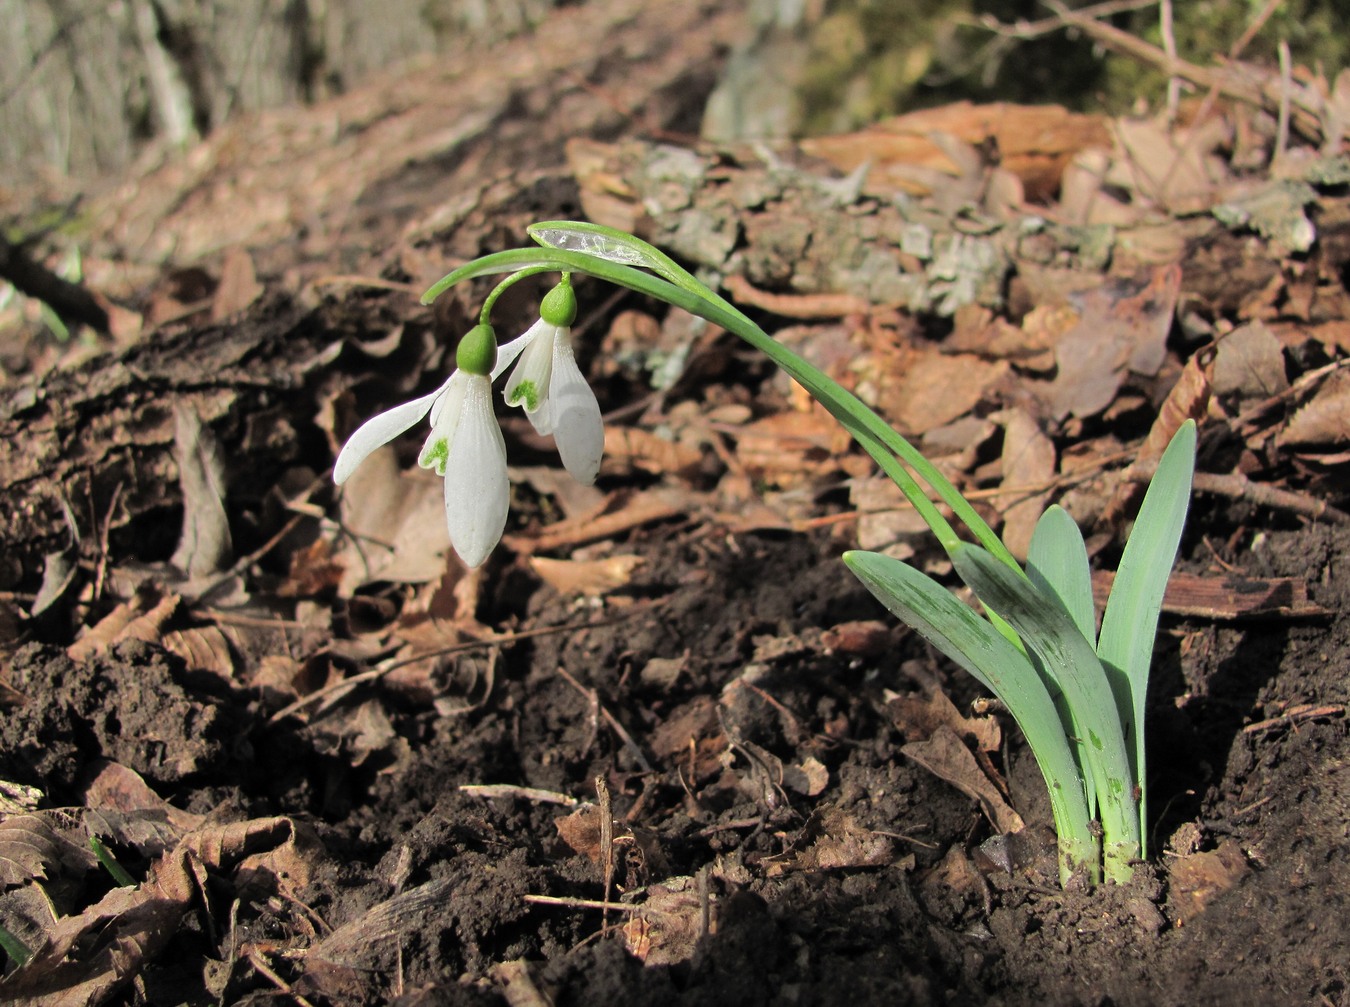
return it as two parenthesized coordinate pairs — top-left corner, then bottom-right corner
(3, 513), (1347, 1005)
(2, 4), (1348, 1003)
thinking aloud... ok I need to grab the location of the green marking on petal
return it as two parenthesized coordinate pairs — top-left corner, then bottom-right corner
(420, 437), (450, 475)
(507, 379), (540, 411)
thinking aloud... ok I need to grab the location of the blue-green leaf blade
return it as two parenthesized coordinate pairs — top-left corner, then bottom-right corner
(844, 549), (1095, 882)
(952, 543), (1140, 879)
(1027, 505), (1096, 648)
(1026, 504), (1098, 818)
(1097, 419), (1196, 850)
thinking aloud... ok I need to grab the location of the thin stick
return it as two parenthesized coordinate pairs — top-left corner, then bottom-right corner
(459, 784), (579, 806)
(524, 894), (646, 913)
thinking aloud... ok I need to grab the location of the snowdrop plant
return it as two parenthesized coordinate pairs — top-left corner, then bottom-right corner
(413, 221), (1197, 886)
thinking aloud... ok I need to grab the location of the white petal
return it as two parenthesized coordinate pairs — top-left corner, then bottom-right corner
(503, 323), (557, 425)
(420, 371), (470, 474)
(547, 336), (604, 485)
(443, 375), (509, 568)
(333, 377), (452, 485)
(491, 317), (550, 381)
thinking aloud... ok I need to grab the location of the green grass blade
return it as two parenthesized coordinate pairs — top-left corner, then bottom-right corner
(844, 549), (1096, 884)
(952, 543), (1140, 881)
(1096, 420), (1197, 853)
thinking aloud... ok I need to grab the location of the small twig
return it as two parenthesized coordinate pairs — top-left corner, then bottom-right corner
(1242, 704), (1344, 735)
(268, 613), (651, 724)
(596, 775), (615, 929)
(245, 948), (317, 1007)
(1122, 452), (1350, 525)
(1275, 39), (1293, 166)
(523, 894), (647, 913)
(555, 665), (655, 773)
(1160, 0), (1180, 124)
(459, 784), (579, 806)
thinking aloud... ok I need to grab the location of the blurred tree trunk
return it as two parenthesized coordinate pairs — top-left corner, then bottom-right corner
(0, 0), (558, 177)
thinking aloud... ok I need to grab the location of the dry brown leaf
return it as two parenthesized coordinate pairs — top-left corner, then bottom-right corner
(1279, 367), (1350, 448)
(647, 695), (725, 781)
(333, 445), (452, 593)
(782, 756), (828, 797)
(622, 876), (703, 967)
(307, 877), (453, 974)
(997, 409), (1056, 561)
(1111, 117), (1228, 214)
(0, 815), (87, 887)
(734, 409), (847, 488)
(161, 625), (236, 680)
(801, 102), (1110, 202)
(876, 347), (1010, 436)
(902, 725), (1025, 836)
(554, 805), (606, 863)
(947, 303), (1058, 370)
(170, 404), (233, 580)
(887, 690), (1002, 753)
(604, 426), (705, 479)
(764, 806), (897, 876)
(1213, 321), (1289, 399)
(79, 762), (202, 836)
(850, 474), (940, 557)
(529, 554), (645, 597)
(67, 592), (180, 662)
(505, 487), (695, 554)
(1044, 263), (1182, 420)
(209, 246), (263, 321)
(1099, 347), (1213, 532)
(820, 619), (892, 657)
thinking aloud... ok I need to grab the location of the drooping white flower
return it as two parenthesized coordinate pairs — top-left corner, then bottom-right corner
(494, 275), (604, 485)
(334, 324), (508, 568)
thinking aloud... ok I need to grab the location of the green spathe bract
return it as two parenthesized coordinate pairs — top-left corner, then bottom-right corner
(421, 221), (1197, 886)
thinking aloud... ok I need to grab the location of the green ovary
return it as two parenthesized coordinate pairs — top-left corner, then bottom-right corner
(420, 437), (450, 475)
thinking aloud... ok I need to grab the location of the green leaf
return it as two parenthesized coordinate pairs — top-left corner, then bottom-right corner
(1096, 419), (1196, 853)
(528, 220), (710, 300)
(1026, 504), (1098, 819)
(844, 549), (1096, 884)
(1027, 505), (1096, 648)
(952, 543), (1140, 881)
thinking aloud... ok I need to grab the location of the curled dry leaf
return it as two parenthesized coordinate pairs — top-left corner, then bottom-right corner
(763, 806), (898, 876)
(1279, 367), (1350, 448)
(887, 690), (1002, 753)
(902, 725), (1024, 836)
(529, 554), (645, 597)
(622, 876), (705, 967)
(0, 814), (312, 1005)
(997, 408), (1057, 561)
(1045, 263), (1182, 420)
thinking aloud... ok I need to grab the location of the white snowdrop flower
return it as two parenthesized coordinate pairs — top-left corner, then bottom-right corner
(334, 323), (508, 568)
(493, 275), (604, 485)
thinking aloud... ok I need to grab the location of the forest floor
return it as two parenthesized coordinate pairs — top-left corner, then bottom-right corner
(1, 3), (1348, 1005)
